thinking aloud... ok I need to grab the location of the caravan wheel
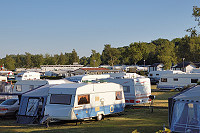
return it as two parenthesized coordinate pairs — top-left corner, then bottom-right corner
(96, 114), (103, 121)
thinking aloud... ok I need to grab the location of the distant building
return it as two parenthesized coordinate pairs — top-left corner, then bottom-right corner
(172, 62), (198, 73)
(148, 63), (164, 72)
(40, 64), (84, 71)
(45, 70), (72, 77)
(74, 67), (122, 75)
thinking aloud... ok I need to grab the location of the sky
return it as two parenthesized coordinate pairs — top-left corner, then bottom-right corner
(0, 0), (199, 58)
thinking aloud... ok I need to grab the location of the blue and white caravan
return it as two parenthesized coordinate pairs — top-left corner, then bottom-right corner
(44, 82), (125, 121)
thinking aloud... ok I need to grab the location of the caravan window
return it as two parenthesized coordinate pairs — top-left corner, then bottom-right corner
(78, 94), (90, 105)
(16, 85), (22, 92)
(161, 78), (167, 82)
(123, 86), (130, 93)
(173, 78), (178, 81)
(50, 94), (72, 105)
(191, 79), (198, 83)
(116, 91), (122, 100)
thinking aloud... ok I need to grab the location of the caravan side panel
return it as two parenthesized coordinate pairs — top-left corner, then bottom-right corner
(73, 83), (125, 120)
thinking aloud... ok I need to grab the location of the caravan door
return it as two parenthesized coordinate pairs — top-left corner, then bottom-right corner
(74, 94), (92, 119)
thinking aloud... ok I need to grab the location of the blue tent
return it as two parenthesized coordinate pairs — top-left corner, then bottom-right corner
(169, 85), (200, 132)
(17, 85), (51, 124)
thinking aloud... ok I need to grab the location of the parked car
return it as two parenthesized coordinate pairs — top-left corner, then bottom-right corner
(0, 98), (19, 117)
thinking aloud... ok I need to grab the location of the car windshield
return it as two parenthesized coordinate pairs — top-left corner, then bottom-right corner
(1, 99), (18, 105)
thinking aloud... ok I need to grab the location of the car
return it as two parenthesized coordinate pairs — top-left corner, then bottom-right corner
(0, 98), (19, 117)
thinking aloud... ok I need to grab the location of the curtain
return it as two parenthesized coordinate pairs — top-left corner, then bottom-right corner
(171, 101), (186, 131)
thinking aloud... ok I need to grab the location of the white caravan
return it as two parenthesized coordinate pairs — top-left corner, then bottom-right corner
(0, 76), (7, 82)
(66, 74), (110, 83)
(12, 79), (73, 94)
(103, 73), (152, 105)
(157, 73), (200, 90)
(44, 82), (125, 121)
(16, 71), (40, 81)
(148, 70), (183, 84)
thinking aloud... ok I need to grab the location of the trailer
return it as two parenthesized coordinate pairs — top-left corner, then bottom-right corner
(0, 76), (7, 82)
(15, 71), (40, 81)
(148, 70), (183, 84)
(157, 73), (200, 90)
(66, 74), (110, 83)
(12, 79), (73, 94)
(103, 73), (152, 105)
(44, 82), (125, 122)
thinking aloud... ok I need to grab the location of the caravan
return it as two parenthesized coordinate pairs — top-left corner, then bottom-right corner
(16, 71), (40, 81)
(157, 73), (200, 90)
(12, 79), (72, 94)
(44, 82), (125, 121)
(148, 70), (183, 84)
(66, 74), (110, 83)
(103, 73), (152, 105)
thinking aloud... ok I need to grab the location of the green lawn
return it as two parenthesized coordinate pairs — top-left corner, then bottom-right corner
(0, 90), (179, 133)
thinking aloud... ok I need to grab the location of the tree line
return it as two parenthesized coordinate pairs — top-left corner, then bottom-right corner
(1, 35), (200, 71)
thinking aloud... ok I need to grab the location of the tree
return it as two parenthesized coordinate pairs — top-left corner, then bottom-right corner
(128, 43), (143, 65)
(4, 55), (15, 70)
(89, 50), (101, 67)
(117, 46), (129, 65)
(15, 54), (23, 68)
(58, 52), (65, 65)
(192, 6), (200, 26)
(80, 56), (89, 66)
(25, 52), (33, 68)
(32, 54), (44, 68)
(152, 39), (177, 69)
(176, 36), (200, 62)
(44, 54), (55, 65)
(69, 49), (79, 64)
(101, 44), (120, 66)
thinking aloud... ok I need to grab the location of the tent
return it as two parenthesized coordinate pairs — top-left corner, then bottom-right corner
(17, 85), (51, 124)
(168, 85), (200, 132)
(17, 79), (73, 124)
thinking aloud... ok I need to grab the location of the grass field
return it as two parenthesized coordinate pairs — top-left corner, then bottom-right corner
(0, 90), (179, 133)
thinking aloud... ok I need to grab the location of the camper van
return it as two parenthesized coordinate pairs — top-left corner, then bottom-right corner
(157, 73), (200, 90)
(148, 70), (183, 84)
(12, 79), (72, 94)
(16, 71), (40, 81)
(44, 82), (125, 121)
(103, 73), (151, 105)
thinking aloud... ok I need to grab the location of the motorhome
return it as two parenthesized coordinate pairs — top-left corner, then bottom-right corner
(157, 73), (200, 90)
(103, 73), (152, 105)
(12, 79), (72, 94)
(44, 82), (125, 121)
(148, 70), (183, 84)
(15, 71), (40, 81)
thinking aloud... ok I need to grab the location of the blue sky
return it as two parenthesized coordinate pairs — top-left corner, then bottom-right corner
(0, 0), (199, 58)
